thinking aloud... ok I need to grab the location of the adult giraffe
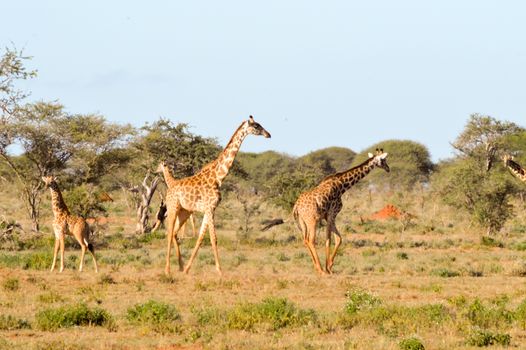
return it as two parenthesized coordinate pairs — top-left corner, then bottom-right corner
(164, 116), (270, 275)
(293, 149), (389, 274)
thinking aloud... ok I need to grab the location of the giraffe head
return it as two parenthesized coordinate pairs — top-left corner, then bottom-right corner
(155, 160), (167, 174)
(367, 148), (390, 172)
(246, 116), (271, 138)
(41, 175), (56, 187)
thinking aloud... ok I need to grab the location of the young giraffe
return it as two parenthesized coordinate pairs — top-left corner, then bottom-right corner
(42, 176), (99, 273)
(154, 161), (197, 238)
(293, 149), (389, 274)
(164, 116), (271, 275)
(502, 155), (526, 183)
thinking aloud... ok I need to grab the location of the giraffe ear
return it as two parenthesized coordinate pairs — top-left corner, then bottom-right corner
(380, 152), (388, 159)
(248, 115), (254, 124)
(368, 152), (374, 158)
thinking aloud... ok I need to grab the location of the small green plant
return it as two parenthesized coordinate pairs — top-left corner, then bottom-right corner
(399, 337), (425, 350)
(2, 277), (19, 292)
(276, 252), (290, 262)
(0, 315), (31, 330)
(227, 297), (316, 331)
(465, 299), (513, 329)
(396, 252), (409, 260)
(158, 274), (177, 284)
(35, 303), (114, 331)
(126, 300), (180, 333)
(345, 288), (382, 314)
(37, 291), (65, 304)
(98, 273), (116, 285)
(467, 328), (511, 347)
(480, 236), (504, 248)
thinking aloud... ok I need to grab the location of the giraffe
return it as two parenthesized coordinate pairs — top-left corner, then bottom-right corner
(153, 161), (197, 237)
(293, 149), (389, 275)
(41, 176), (99, 273)
(163, 116), (271, 275)
(502, 154), (526, 183)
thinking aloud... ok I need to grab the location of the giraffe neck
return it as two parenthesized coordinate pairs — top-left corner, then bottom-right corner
(48, 182), (70, 216)
(330, 158), (375, 192)
(213, 122), (249, 185)
(162, 166), (178, 188)
(506, 159), (526, 182)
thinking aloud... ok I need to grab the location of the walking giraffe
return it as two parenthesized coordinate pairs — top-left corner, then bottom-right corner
(153, 161), (197, 236)
(163, 116), (271, 275)
(293, 149), (389, 274)
(503, 154), (526, 183)
(42, 176), (99, 273)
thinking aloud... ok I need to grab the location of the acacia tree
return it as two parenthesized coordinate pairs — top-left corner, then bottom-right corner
(0, 102), (77, 231)
(433, 115), (524, 235)
(118, 118), (220, 233)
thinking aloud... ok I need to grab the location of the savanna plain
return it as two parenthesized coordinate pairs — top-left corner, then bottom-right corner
(2, 184), (526, 350)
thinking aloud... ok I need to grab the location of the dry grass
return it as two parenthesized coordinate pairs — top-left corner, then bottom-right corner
(2, 189), (526, 349)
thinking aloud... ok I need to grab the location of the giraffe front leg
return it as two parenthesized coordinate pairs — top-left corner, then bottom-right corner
(305, 219), (325, 275)
(50, 237), (60, 272)
(79, 245), (86, 272)
(324, 222), (332, 274)
(183, 213), (210, 274)
(164, 211), (177, 275)
(59, 235), (65, 273)
(327, 224), (342, 274)
(208, 214), (222, 276)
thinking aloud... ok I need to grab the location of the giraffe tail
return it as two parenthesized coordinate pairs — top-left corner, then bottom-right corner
(292, 204), (301, 232)
(87, 242), (95, 253)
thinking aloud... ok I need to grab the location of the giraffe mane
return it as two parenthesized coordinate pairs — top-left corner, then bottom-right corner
(320, 157), (371, 183)
(507, 158), (526, 176)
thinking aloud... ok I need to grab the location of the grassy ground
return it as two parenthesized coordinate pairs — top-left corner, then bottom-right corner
(2, 189), (526, 349)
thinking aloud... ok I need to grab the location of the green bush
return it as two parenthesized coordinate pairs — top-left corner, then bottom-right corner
(127, 300), (180, 324)
(396, 252), (409, 260)
(480, 236), (504, 248)
(345, 289), (382, 314)
(227, 297), (317, 331)
(399, 337), (425, 350)
(0, 315), (31, 330)
(465, 299), (514, 329)
(467, 328), (511, 347)
(0, 252), (54, 270)
(191, 305), (225, 326)
(2, 277), (19, 291)
(37, 291), (65, 304)
(35, 303), (114, 331)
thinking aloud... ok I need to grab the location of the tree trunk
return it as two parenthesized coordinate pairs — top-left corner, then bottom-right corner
(133, 172), (160, 234)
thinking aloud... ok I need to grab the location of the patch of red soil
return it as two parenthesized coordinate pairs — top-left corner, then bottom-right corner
(370, 204), (406, 220)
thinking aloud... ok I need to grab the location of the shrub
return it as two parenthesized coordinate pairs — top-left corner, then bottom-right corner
(399, 337), (425, 350)
(0, 315), (31, 330)
(35, 303), (114, 331)
(191, 305), (225, 326)
(480, 236), (504, 248)
(345, 289), (382, 314)
(127, 300), (180, 333)
(2, 277), (19, 292)
(98, 273), (116, 285)
(227, 297), (317, 331)
(467, 328), (511, 347)
(37, 291), (65, 304)
(396, 252), (409, 260)
(0, 252), (53, 270)
(465, 299), (514, 329)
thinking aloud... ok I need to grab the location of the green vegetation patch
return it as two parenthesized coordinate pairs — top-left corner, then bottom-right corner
(467, 328), (511, 347)
(226, 297), (317, 331)
(0, 314), (31, 330)
(126, 299), (181, 333)
(399, 337), (425, 350)
(35, 303), (114, 331)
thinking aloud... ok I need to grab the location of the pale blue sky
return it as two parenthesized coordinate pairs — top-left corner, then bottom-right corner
(2, 1), (525, 161)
